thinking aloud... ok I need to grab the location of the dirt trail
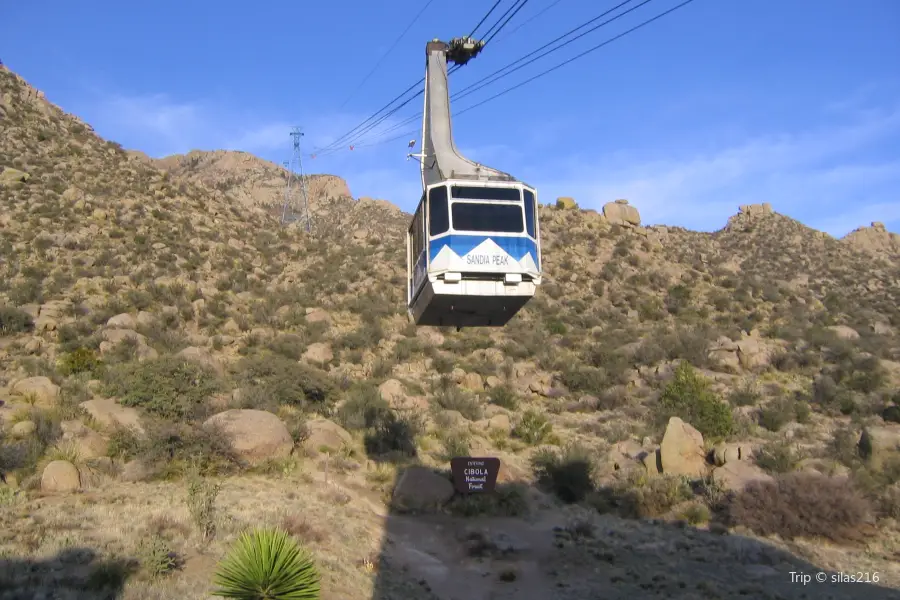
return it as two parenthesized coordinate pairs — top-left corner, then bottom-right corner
(376, 506), (900, 600)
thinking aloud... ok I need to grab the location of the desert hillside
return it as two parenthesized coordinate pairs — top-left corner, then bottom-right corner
(145, 149), (355, 218)
(2, 63), (900, 600)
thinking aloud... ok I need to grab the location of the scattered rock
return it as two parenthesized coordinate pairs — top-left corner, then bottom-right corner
(827, 325), (860, 341)
(658, 417), (707, 477)
(41, 460), (80, 492)
(303, 342), (333, 364)
(80, 397), (144, 434)
(177, 345), (224, 375)
(303, 418), (352, 455)
(602, 199), (641, 226)
(106, 313), (136, 329)
(10, 420), (35, 437)
(712, 460), (774, 492)
(10, 376), (59, 405)
(556, 197), (577, 209)
(392, 466), (455, 511)
(859, 425), (900, 468)
(305, 308), (332, 325)
(203, 409), (293, 463)
(0, 166), (30, 185)
(710, 442), (749, 466)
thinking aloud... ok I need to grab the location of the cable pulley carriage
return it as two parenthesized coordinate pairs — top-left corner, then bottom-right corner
(406, 36), (542, 329)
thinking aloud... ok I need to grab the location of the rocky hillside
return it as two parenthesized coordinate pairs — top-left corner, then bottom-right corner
(843, 220), (900, 258)
(144, 149), (354, 217)
(2, 63), (900, 600)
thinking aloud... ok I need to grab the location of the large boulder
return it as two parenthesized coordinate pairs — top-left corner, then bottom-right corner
(41, 460), (80, 492)
(302, 418), (352, 455)
(302, 342), (333, 364)
(602, 199), (641, 226)
(177, 345), (224, 375)
(10, 376), (59, 406)
(658, 417), (707, 477)
(80, 397), (145, 435)
(0, 167), (30, 186)
(203, 409), (294, 463)
(392, 466), (455, 511)
(859, 425), (900, 469)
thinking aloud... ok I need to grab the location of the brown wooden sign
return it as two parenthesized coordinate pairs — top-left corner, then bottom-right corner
(450, 457), (500, 494)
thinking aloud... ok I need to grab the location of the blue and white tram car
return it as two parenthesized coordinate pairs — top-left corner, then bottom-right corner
(406, 179), (542, 328)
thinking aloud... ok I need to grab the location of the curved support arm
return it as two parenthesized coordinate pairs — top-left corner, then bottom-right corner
(421, 40), (515, 189)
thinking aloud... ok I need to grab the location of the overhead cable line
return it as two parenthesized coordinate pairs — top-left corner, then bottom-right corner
(344, 0), (699, 151)
(347, 0), (649, 145)
(468, 0), (504, 37)
(336, 1), (530, 151)
(312, 1), (520, 157)
(337, 0), (438, 111)
(481, 0), (531, 47)
(312, 0), (505, 156)
(454, 0), (653, 103)
(318, 0), (534, 155)
(456, 0), (698, 116)
(493, 0), (567, 42)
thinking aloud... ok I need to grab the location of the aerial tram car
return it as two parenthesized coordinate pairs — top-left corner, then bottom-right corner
(407, 37), (542, 329)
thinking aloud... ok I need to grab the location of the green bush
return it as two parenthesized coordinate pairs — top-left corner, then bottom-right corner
(592, 474), (694, 519)
(107, 421), (240, 478)
(439, 429), (470, 460)
(364, 410), (423, 459)
(0, 306), (33, 335)
(212, 527), (320, 599)
(488, 384), (519, 410)
(335, 385), (390, 431)
(513, 410), (552, 445)
(559, 366), (607, 396)
(234, 355), (335, 409)
(58, 347), (101, 376)
(432, 383), (482, 421)
(267, 334), (306, 361)
(447, 482), (529, 517)
(103, 356), (222, 421)
(531, 443), (595, 503)
(657, 362), (733, 439)
(754, 440), (798, 474)
(883, 404), (900, 424)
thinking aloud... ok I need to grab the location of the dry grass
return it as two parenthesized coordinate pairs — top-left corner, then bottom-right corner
(2, 63), (900, 598)
(725, 472), (874, 544)
(0, 472), (389, 599)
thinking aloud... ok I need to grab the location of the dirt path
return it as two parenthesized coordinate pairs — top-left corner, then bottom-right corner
(375, 506), (900, 600)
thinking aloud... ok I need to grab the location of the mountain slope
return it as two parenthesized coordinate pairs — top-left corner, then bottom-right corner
(2, 64), (900, 599)
(149, 149), (355, 215)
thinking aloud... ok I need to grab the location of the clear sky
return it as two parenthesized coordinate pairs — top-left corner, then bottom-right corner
(3, 0), (899, 236)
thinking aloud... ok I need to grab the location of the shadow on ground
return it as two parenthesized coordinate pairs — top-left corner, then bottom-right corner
(0, 547), (137, 600)
(369, 464), (898, 600)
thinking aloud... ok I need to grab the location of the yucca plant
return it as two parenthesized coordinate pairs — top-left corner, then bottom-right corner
(212, 527), (320, 600)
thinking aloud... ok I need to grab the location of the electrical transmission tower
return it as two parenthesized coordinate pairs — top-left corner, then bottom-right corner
(279, 126), (312, 231)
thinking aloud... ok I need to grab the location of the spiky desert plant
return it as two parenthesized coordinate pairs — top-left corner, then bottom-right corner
(212, 527), (320, 600)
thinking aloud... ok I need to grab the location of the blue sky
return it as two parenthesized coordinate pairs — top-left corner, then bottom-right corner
(3, 0), (899, 236)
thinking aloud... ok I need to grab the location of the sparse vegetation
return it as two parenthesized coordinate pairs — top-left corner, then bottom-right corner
(531, 443), (596, 503)
(1, 62), (899, 599)
(725, 472), (872, 544)
(656, 362), (734, 439)
(0, 306), (33, 334)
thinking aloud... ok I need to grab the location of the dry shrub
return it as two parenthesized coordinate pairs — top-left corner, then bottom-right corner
(725, 472), (872, 544)
(280, 514), (329, 544)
